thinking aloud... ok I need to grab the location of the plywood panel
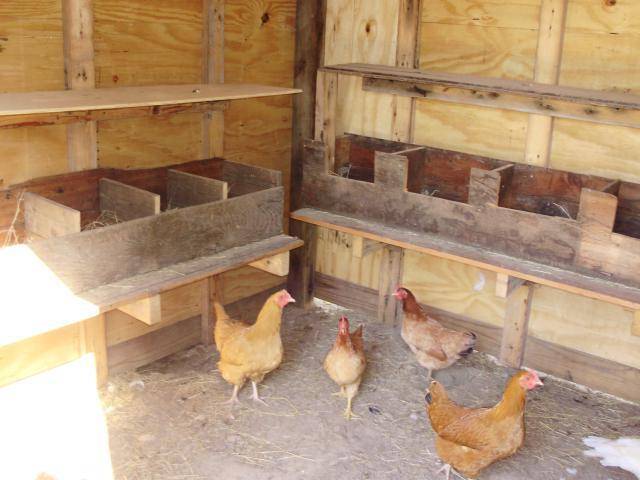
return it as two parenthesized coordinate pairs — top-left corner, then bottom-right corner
(560, 0), (640, 93)
(422, 0), (541, 29)
(529, 286), (640, 370)
(97, 113), (203, 169)
(402, 250), (505, 327)
(326, 0), (400, 141)
(93, 0), (203, 169)
(550, 119), (640, 184)
(414, 99), (529, 162)
(420, 23), (538, 80)
(0, 0), (67, 188)
(224, 0), (296, 216)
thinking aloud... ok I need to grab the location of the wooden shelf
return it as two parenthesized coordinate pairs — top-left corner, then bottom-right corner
(321, 63), (640, 129)
(291, 207), (640, 309)
(0, 83), (301, 128)
(0, 234), (302, 348)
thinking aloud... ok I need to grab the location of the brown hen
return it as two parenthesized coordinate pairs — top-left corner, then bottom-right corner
(427, 370), (543, 479)
(393, 287), (476, 380)
(324, 316), (366, 420)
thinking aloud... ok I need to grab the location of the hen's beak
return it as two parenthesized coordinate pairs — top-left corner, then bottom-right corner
(392, 291), (401, 299)
(535, 378), (544, 387)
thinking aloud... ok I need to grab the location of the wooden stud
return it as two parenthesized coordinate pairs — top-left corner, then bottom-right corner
(117, 296), (162, 326)
(23, 193), (81, 240)
(80, 314), (108, 386)
(524, 0), (568, 167)
(99, 178), (161, 221)
(250, 252), (290, 277)
(315, 71), (338, 170)
(167, 169), (228, 208)
(200, 277), (215, 345)
(62, 0), (97, 171)
(352, 237), (384, 258)
(292, 0), (326, 210)
(394, 0), (421, 143)
(495, 273), (526, 299)
(374, 152), (409, 190)
(287, 220), (317, 308)
(378, 245), (404, 325)
(202, 0), (225, 159)
(500, 284), (534, 368)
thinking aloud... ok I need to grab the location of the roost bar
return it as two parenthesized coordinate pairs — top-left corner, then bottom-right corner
(1, 1), (640, 479)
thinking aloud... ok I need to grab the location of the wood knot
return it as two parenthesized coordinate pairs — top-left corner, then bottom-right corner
(112, 74), (119, 84)
(604, 0), (616, 5)
(365, 21), (373, 34)
(261, 12), (270, 24)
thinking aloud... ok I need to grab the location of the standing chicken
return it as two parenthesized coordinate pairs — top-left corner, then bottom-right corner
(393, 287), (476, 380)
(426, 370), (543, 479)
(214, 289), (295, 410)
(324, 316), (366, 420)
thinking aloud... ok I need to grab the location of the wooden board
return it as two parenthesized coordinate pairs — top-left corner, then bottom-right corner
(166, 169), (227, 208)
(0, 83), (300, 118)
(99, 178), (161, 221)
(23, 192), (81, 239)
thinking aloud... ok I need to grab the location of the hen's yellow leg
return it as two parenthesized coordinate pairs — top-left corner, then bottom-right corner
(251, 381), (268, 406)
(224, 384), (241, 405)
(343, 395), (360, 420)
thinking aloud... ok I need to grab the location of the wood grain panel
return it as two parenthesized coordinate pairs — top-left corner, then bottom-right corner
(0, 1), (67, 188)
(420, 23), (538, 80)
(422, 0), (541, 29)
(326, 0), (400, 141)
(560, 0), (640, 93)
(224, 0), (296, 219)
(93, 0), (203, 169)
(413, 99), (529, 162)
(550, 119), (640, 184)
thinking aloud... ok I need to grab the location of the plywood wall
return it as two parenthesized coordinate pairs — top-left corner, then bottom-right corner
(0, 0), (296, 199)
(319, 0), (640, 371)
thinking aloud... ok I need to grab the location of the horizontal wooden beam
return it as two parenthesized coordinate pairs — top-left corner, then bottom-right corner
(117, 295), (162, 326)
(314, 272), (640, 402)
(249, 251), (290, 277)
(322, 63), (640, 129)
(0, 101), (229, 130)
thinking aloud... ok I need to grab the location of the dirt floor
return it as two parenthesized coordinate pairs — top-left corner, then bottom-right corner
(103, 300), (640, 480)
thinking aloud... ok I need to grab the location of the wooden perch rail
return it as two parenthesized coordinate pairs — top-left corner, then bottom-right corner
(321, 63), (640, 129)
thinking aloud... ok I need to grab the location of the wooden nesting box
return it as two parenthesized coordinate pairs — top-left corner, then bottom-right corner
(293, 133), (640, 310)
(0, 158), (302, 386)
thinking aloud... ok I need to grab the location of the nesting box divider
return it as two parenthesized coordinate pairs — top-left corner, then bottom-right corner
(99, 178), (161, 221)
(166, 169), (228, 208)
(23, 192), (82, 240)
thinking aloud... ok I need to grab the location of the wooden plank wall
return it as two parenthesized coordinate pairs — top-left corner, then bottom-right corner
(319, 0), (640, 373)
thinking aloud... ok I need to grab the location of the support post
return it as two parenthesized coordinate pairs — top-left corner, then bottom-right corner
(292, 0), (326, 210)
(81, 314), (108, 386)
(201, 277), (215, 345)
(62, 0), (98, 171)
(202, 0), (224, 159)
(315, 71), (338, 171)
(524, 0), (568, 166)
(393, 0), (421, 143)
(378, 245), (404, 325)
(500, 284), (534, 368)
(287, 221), (317, 308)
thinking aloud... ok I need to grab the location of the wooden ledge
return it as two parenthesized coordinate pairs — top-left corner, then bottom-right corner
(321, 63), (640, 129)
(0, 83), (301, 129)
(0, 234), (303, 348)
(291, 207), (640, 310)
